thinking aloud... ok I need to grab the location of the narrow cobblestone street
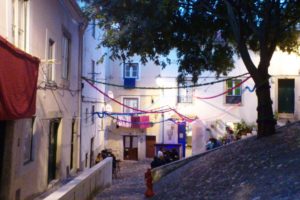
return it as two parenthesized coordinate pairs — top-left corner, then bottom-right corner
(94, 160), (151, 200)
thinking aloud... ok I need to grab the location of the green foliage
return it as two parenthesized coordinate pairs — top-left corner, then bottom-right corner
(82, 0), (300, 83)
(234, 121), (254, 139)
(274, 111), (279, 121)
(82, 0), (300, 136)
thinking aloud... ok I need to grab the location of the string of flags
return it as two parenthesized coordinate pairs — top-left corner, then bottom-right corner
(82, 75), (256, 127)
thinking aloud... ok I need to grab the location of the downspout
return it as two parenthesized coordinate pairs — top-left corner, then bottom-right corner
(78, 21), (87, 170)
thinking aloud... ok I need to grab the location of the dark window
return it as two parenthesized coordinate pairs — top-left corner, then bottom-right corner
(91, 60), (96, 83)
(23, 118), (35, 164)
(92, 105), (95, 124)
(92, 19), (96, 38)
(62, 33), (70, 80)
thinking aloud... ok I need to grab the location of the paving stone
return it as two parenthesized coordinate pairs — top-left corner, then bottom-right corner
(94, 160), (151, 200)
(93, 122), (300, 200)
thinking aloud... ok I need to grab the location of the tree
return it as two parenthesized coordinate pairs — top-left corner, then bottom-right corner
(83, 0), (300, 137)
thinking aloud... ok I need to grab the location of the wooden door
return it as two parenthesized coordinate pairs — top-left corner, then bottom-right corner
(123, 136), (138, 160)
(48, 119), (59, 183)
(146, 136), (156, 158)
(278, 79), (294, 113)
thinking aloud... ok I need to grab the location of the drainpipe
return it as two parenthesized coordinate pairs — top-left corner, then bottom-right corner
(78, 21), (87, 171)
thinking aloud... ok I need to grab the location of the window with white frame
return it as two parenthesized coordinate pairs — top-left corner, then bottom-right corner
(124, 63), (139, 79)
(23, 117), (34, 164)
(62, 33), (70, 80)
(123, 98), (139, 113)
(12, 0), (28, 50)
(178, 81), (193, 103)
(226, 79), (242, 104)
(47, 39), (55, 82)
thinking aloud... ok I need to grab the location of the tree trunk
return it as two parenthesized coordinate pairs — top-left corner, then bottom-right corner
(255, 78), (276, 137)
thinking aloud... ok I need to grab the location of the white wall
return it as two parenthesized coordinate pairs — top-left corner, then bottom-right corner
(81, 24), (106, 169)
(43, 158), (112, 200)
(105, 57), (162, 160)
(0, 0), (85, 199)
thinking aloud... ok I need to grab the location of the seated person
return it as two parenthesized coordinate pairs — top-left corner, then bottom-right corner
(151, 156), (165, 169)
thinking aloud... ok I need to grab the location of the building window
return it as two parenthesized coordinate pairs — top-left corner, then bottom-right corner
(92, 19), (96, 38)
(91, 60), (96, 83)
(85, 107), (88, 124)
(124, 63), (139, 79)
(62, 33), (70, 80)
(70, 120), (76, 169)
(47, 39), (55, 82)
(23, 117), (34, 164)
(226, 79), (242, 104)
(123, 98), (139, 113)
(12, 0), (28, 50)
(178, 81), (193, 103)
(91, 105), (95, 124)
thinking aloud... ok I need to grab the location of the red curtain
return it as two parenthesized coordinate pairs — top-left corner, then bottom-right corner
(0, 36), (40, 120)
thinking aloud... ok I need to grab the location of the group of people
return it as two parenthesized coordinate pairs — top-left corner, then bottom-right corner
(206, 126), (235, 150)
(95, 149), (117, 173)
(151, 148), (179, 169)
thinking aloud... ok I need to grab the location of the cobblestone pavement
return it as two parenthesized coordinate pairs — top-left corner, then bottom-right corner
(94, 160), (151, 200)
(150, 122), (300, 200)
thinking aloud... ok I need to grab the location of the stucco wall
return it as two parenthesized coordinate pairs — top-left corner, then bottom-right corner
(43, 157), (112, 200)
(0, 1), (85, 199)
(81, 24), (106, 170)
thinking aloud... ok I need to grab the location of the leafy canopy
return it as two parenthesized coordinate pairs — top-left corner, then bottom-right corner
(83, 0), (300, 83)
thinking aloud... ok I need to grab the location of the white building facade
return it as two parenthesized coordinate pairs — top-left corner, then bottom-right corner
(80, 21), (106, 169)
(104, 57), (162, 160)
(158, 51), (300, 155)
(0, 0), (86, 199)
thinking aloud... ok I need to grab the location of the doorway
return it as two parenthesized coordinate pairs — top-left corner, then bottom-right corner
(0, 121), (6, 198)
(278, 79), (294, 113)
(48, 119), (59, 183)
(123, 136), (138, 160)
(146, 136), (156, 158)
(90, 137), (94, 167)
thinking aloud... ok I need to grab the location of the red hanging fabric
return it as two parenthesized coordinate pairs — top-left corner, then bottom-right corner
(0, 36), (40, 120)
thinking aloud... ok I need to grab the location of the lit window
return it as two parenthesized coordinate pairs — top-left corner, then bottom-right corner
(123, 98), (139, 113)
(226, 79), (242, 104)
(124, 63), (139, 79)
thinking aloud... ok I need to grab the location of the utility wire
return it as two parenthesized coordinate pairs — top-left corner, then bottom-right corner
(82, 73), (249, 90)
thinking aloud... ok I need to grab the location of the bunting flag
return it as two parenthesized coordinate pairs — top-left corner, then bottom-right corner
(0, 36), (40, 120)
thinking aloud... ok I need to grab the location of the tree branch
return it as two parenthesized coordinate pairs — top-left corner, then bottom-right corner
(225, 1), (258, 79)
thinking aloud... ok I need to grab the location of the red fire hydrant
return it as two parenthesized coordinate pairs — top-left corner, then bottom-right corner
(144, 168), (155, 197)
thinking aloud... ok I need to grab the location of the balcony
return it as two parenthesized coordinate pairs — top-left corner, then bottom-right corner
(124, 78), (136, 89)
